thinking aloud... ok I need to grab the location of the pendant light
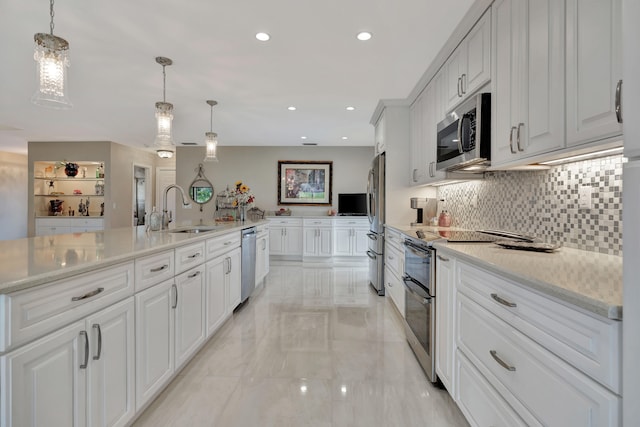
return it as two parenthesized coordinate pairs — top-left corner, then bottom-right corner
(32, 0), (72, 109)
(203, 100), (219, 162)
(154, 56), (175, 159)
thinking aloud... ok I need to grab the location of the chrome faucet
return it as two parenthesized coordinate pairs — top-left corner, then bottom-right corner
(162, 184), (191, 229)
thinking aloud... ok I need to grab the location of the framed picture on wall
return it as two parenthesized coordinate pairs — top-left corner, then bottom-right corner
(278, 160), (333, 205)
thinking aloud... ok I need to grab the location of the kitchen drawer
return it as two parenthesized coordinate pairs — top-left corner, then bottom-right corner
(35, 218), (73, 227)
(457, 293), (620, 427)
(72, 218), (104, 227)
(457, 261), (621, 393)
(384, 266), (405, 317)
(385, 228), (403, 250)
(256, 223), (269, 236)
(135, 250), (175, 292)
(384, 242), (403, 278)
(333, 217), (368, 227)
(456, 350), (527, 427)
(175, 241), (205, 274)
(268, 217), (302, 226)
(0, 262), (134, 352)
(303, 218), (333, 227)
(205, 231), (241, 260)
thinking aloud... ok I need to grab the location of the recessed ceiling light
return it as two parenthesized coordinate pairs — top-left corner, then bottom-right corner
(301, 136), (307, 139)
(346, 106), (355, 111)
(256, 32), (270, 41)
(356, 32), (372, 41)
(288, 106), (296, 111)
(341, 136), (348, 140)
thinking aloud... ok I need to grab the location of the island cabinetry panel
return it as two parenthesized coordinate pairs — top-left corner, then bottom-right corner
(134, 250), (174, 293)
(1, 297), (135, 427)
(0, 261), (134, 353)
(174, 265), (206, 371)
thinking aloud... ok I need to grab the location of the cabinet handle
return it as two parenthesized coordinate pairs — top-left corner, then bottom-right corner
(616, 79), (623, 123)
(187, 252), (201, 259)
(150, 264), (168, 273)
(92, 324), (102, 361)
(188, 271), (201, 279)
(429, 162), (435, 178)
(461, 73), (467, 94)
(491, 293), (517, 308)
(223, 241), (232, 246)
(509, 126), (517, 154)
(437, 255), (449, 262)
(412, 168), (418, 182)
(490, 350), (516, 372)
(71, 287), (105, 302)
(172, 284), (178, 309)
(80, 331), (89, 369)
(516, 123), (525, 152)
(457, 77), (462, 97)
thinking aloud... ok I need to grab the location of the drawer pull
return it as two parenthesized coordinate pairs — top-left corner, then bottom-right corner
(187, 252), (201, 259)
(188, 271), (201, 279)
(223, 241), (233, 246)
(150, 264), (169, 273)
(71, 287), (105, 302)
(491, 293), (517, 308)
(490, 350), (516, 372)
(437, 255), (449, 262)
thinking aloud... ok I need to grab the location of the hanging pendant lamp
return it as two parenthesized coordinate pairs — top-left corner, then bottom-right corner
(154, 57), (175, 159)
(204, 100), (219, 162)
(32, 0), (72, 109)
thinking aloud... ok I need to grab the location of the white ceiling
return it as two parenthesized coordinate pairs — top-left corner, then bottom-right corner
(0, 0), (474, 155)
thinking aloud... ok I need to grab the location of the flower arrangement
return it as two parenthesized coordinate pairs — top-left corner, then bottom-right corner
(232, 180), (255, 208)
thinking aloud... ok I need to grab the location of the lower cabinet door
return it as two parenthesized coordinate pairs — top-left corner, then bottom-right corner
(1, 320), (87, 427)
(206, 255), (228, 337)
(174, 266), (206, 370)
(135, 279), (174, 411)
(456, 350), (527, 427)
(227, 248), (242, 310)
(86, 298), (135, 427)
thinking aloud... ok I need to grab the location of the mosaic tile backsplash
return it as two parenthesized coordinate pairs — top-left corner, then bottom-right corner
(437, 155), (623, 256)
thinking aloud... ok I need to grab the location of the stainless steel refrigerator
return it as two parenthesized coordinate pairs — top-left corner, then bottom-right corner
(366, 152), (385, 295)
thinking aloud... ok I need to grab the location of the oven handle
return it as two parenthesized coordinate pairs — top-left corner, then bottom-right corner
(402, 276), (432, 305)
(403, 240), (432, 258)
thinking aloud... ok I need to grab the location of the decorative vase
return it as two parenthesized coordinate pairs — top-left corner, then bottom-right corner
(64, 163), (79, 177)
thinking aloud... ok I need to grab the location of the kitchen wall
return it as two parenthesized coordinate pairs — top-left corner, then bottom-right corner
(437, 154), (624, 255)
(174, 146), (374, 224)
(0, 151), (28, 240)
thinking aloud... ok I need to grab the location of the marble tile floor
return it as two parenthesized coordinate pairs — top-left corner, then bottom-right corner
(133, 262), (469, 427)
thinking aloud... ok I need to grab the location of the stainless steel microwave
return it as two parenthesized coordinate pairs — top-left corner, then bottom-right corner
(436, 93), (491, 171)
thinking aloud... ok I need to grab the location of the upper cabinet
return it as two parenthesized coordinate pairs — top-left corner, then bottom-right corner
(492, 0), (622, 167)
(444, 10), (492, 112)
(374, 111), (386, 155)
(565, 0), (623, 146)
(491, 0), (565, 165)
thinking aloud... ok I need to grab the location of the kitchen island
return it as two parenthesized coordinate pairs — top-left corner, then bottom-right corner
(0, 220), (266, 427)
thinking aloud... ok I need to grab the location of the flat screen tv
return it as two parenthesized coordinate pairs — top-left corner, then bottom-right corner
(338, 193), (367, 216)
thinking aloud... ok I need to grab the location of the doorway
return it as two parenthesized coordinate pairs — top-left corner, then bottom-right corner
(133, 164), (152, 226)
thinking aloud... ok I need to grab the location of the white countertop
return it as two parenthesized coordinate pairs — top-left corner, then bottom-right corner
(0, 220), (266, 295)
(385, 224), (623, 320)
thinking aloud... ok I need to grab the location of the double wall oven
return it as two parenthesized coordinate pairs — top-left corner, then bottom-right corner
(402, 235), (437, 382)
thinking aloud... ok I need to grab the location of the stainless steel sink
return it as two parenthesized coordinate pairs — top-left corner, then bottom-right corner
(168, 226), (223, 234)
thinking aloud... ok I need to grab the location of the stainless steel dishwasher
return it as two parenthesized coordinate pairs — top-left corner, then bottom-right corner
(241, 227), (257, 303)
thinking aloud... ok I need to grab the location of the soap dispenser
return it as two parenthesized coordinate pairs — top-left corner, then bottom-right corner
(149, 207), (162, 231)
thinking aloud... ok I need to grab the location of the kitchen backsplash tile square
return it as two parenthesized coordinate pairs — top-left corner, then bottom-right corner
(437, 155), (623, 255)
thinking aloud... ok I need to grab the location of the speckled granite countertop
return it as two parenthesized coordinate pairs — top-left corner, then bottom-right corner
(0, 220), (266, 295)
(385, 224), (623, 320)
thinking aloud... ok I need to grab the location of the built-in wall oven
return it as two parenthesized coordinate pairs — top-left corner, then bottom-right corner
(402, 236), (437, 382)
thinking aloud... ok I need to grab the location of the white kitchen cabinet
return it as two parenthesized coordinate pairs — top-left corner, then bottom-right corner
(374, 109), (386, 155)
(435, 253), (455, 394)
(174, 265), (206, 371)
(566, 0), (623, 146)
(333, 218), (368, 257)
(135, 279), (174, 411)
(384, 266), (404, 317)
(491, 0), (565, 166)
(1, 298), (135, 427)
(205, 255), (227, 336)
(1, 320), (86, 427)
(384, 228), (405, 316)
(256, 226), (270, 284)
(410, 88), (427, 185)
(444, 9), (491, 111)
(226, 247), (242, 311)
(268, 218), (303, 257)
(86, 298), (135, 427)
(303, 219), (333, 258)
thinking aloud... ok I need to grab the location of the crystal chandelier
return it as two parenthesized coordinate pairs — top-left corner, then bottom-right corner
(204, 100), (219, 162)
(32, 0), (72, 109)
(154, 57), (175, 159)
